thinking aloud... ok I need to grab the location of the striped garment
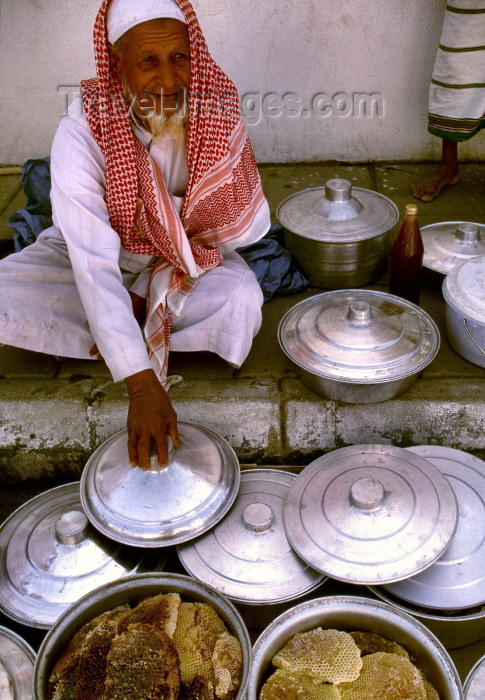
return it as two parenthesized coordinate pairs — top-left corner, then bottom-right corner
(428, 1), (485, 141)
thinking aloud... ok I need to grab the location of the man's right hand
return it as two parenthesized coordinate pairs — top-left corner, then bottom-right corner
(124, 368), (178, 470)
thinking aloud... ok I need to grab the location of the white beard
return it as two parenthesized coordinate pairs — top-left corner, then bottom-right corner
(148, 109), (188, 146)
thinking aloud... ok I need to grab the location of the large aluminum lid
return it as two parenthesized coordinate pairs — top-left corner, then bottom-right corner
(278, 289), (440, 383)
(382, 446), (485, 610)
(283, 444), (458, 585)
(276, 178), (399, 242)
(81, 422), (240, 548)
(0, 626), (35, 700)
(0, 483), (163, 628)
(422, 221), (485, 275)
(442, 254), (485, 323)
(464, 654), (485, 700)
(177, 469), (327, 604)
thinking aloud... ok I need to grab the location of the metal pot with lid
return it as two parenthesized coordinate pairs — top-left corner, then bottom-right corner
(0, 626), (35, 700)
(283, 444), (458, 585)
(442, 253), (485, 368)
(80, 421), (240, 548)
(0, 483), (165, 629)
(177, 469), (327, 626)
(276, 177), (399, 288)
(422, 221), (485, 278)
(371, 445), (485, 649)
(278, 289), (440, 403)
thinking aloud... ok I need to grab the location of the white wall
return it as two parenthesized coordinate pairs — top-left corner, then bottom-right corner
(1, 0), (484, 164)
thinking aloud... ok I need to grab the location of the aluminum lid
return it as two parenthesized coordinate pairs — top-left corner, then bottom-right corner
(422, 221), (485, 275)
(0, 483), (163, 628)
(283, 444), (458, 585)
(0, 627), (35, 700)
(278, 289), (440, 383)
(276, 178), (399, 243)
(81, 422), (240, 548)
(383, 446), (485, 611)
(276, 178), (399, 242)
(442, 254), (485, 324)
(177, 469), (327, 604)
(464, 654), (485, 700)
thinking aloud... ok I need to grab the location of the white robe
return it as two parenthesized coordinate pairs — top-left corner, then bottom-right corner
(0, 99), (270, 381)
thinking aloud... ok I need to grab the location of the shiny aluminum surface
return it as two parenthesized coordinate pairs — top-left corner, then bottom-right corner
(177, 469), (327, 604)
(283, 444), (458, 584)
(278, 289), (440, 383)
(277, 178), (398, 241)
(0, 483), (164, 628)
(464, 654), (485, 700)
(383, 446), (485, 610)
(0, 626), (35, 700)
(33, 572), (252, 700)
(443, 254), (485, 324)
(422, 221), (485, 275)
(81, 423), (240, 547)
(247, 596), (463, 700)
(277, 178), (399, 289)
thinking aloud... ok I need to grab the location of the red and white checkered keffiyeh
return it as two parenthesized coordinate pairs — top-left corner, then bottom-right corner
(80, 0), (267, 383)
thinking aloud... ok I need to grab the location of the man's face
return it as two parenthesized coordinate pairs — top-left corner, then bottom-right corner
(111, 18), (191, 117)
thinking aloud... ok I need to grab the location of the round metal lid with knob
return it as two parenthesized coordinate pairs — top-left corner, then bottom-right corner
(0, 483), (161, 629)
(283, 444), (458, 585)
(177, 469), (327, 604)
(0, 626), (35, 700)
(81, 422), (240, 548)
(382, 446), (485, 610)
(278, 289), (440, 383)
(422, 221), (485, 275)
(276, 178), (399, 242)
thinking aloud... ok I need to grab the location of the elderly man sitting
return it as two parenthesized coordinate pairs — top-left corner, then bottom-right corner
(0, 0), (270, 469)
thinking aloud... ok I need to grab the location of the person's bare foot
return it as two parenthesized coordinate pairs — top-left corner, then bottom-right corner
(411, 164), (460, 202)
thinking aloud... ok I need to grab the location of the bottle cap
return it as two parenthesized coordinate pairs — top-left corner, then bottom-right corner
(404, 203), (418, 216)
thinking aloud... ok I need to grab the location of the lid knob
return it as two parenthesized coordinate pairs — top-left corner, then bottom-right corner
(346, 301), (373, 326)
(456, 223), (480, 245)
(242, 503), (274, 533)
(325, 178), (352, 202)
(350, 477), (385, 511)
(55, 510), (88, 545)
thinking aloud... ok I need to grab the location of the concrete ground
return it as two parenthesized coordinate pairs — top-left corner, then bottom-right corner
(0, 160), (484, 682)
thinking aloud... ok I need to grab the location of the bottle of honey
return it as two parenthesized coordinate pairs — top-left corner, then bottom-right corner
(388, 203), (424, 305)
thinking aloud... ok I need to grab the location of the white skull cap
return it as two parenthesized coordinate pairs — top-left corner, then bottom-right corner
(106, 0), (186, 45)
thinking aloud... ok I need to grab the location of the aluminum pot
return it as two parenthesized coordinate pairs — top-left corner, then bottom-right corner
(464, 654), (485, 699)
(278, 289), (440, 403)
(247, 595), (463, 699)
(33, 572), (251, 700)
(277, 178), (399, 288)
(442, 254), (485, 368)
(370, 587), (485, 650)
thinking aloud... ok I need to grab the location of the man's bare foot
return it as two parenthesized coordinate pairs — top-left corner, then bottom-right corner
(411, 164), (460, 203)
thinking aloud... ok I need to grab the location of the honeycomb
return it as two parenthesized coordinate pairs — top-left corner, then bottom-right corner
(260, 669), (341, 699)
(117, 592), (181, 638)
(348, 631), (409, 659)
(338, 652), (427, 700)
(272, 628), (362, 684)
(48, 594), (242, 699)
(212, 631), (243, 700)
(103, 623), (180, 699)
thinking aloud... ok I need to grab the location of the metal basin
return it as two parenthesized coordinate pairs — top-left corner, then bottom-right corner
(277, 178), (398, 288)
(247, 595), (463, 699)
(33, 572), (251, 700)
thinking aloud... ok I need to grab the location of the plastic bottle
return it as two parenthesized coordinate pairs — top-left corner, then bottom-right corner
(388, 203), (424, 305)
